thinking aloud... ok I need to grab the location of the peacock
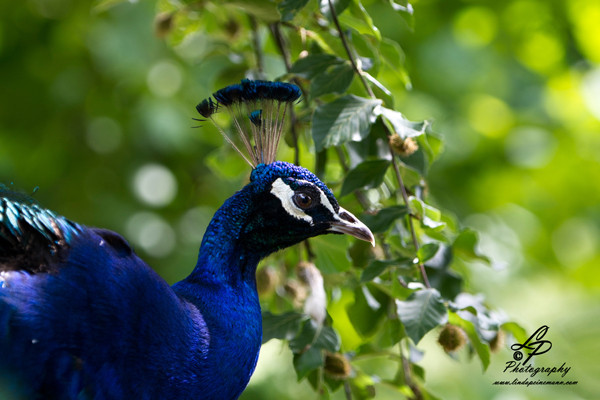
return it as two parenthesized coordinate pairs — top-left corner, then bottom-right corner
(0, 80), (374, 399)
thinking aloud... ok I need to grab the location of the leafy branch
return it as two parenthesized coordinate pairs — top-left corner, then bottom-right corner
(103, 0), (527, 398)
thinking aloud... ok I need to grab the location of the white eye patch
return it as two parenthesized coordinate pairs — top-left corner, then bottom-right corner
(270, 178), (313, 223)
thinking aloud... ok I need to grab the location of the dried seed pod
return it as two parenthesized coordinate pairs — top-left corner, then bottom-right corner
(489, 329), (505, 353)
(324, 352), (352, 380)
(389, 135), (419, 157)
(438, 324), (467, 352)
(154, 12), (174, 38)
(256, 265), (278, 295)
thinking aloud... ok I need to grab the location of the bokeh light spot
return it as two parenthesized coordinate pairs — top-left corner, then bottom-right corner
(517, 32), (564, 74)
(147, 60), (182, 97)
(505, 126), (556, 168)
(568, 0), (600, 63)
(126, 212), (176, 258)
(86, 117), (122, 154)
(453, 7), (498, 48)
(581, 67), (600, 121)
(552, 218), (598, 268)
(467, 95), (514, 138)
(133, 164), (177, 207)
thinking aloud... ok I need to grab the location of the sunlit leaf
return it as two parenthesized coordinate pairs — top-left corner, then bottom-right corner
(339, 0), (381, 40)
(378, 107), (427, 139)
(388, 0), (415, 28)
(312, 95), (381, 151)
(408, 197), (446, 230)
(379, 38), (405, 68)
(453, 229), (490, 264)
(501, 321), (528, 344)
(449, 312), (491, 370)
(340, 159), (390, 197)
(417, 243), (439, 263)
(396, 288), (448, 344)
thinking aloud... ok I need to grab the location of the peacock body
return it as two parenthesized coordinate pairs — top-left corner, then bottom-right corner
(0, 81), (373, 399)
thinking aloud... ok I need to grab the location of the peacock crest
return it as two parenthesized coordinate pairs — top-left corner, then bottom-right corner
(195, 79), (301, 167)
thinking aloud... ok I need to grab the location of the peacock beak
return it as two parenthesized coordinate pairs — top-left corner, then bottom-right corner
(328, 207), (375, 247)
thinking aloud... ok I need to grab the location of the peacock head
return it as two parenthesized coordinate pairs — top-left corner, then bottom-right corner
(239, 161), (374, 254)
(197, 80), (374, 255)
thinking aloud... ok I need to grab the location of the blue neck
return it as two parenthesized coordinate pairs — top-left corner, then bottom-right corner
(185, 184), (261, 288)
(172, 185), (263, 399)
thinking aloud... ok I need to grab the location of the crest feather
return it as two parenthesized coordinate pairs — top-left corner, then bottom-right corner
(196, 80), (301, 167)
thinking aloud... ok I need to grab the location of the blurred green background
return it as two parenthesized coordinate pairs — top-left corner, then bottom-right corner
(0, 0), (598, 399)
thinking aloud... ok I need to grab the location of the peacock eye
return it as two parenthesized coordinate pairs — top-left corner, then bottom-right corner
(292, 192), (313, 210)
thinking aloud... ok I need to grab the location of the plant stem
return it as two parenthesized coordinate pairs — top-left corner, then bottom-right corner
(344, 381), (353, 400)
(327, 0), (374, 98)
(390, 153), (431, 288)
(270, 22), (301, 165)
(327, 0), (430, 287)
(400, 350), (423, 400)
(249, 16), (265, 79)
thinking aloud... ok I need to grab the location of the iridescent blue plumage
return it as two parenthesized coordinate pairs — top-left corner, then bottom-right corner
(0, 81), (374, 399)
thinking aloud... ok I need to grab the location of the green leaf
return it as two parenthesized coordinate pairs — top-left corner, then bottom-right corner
(379, 38), (405, 69)
(378, 107), (427, 139)
(290, 319), (319, 353)
(389, 0), (415, 28)
(314, 326), (341, 352)
(311, 234), (349, 273)
(363, 72), (394, 106)
(293, 346), (324, 380)
(93, 0), (127, 13)
(310, 62), (355, 99)
(320, 0), (352, 19)
(340, 159), (390, 197)
(449, 312), (491, 371)
(501, 321), (528, 344)
(290, 54), (344, 80)
(348, 239), (374, 268)
(396, 288), (448, 344)
(278, 0), (310, 22)
(338, 0), (381, 40)
(227, 0), (280, 22)
(347, 285), (390, 338)
(360, 258), (411, 283)
(360, 205), (408, 233)
(424, 245), (463, 300)
(290, 319), (341, 353)
(262, 311), (308, 343)
(360, 260), (390, 283)
(417, 243), (440, 263)
(312, 95), (382, 151)
(408, 197), (445, 230)
(453, 229), (491, 264)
